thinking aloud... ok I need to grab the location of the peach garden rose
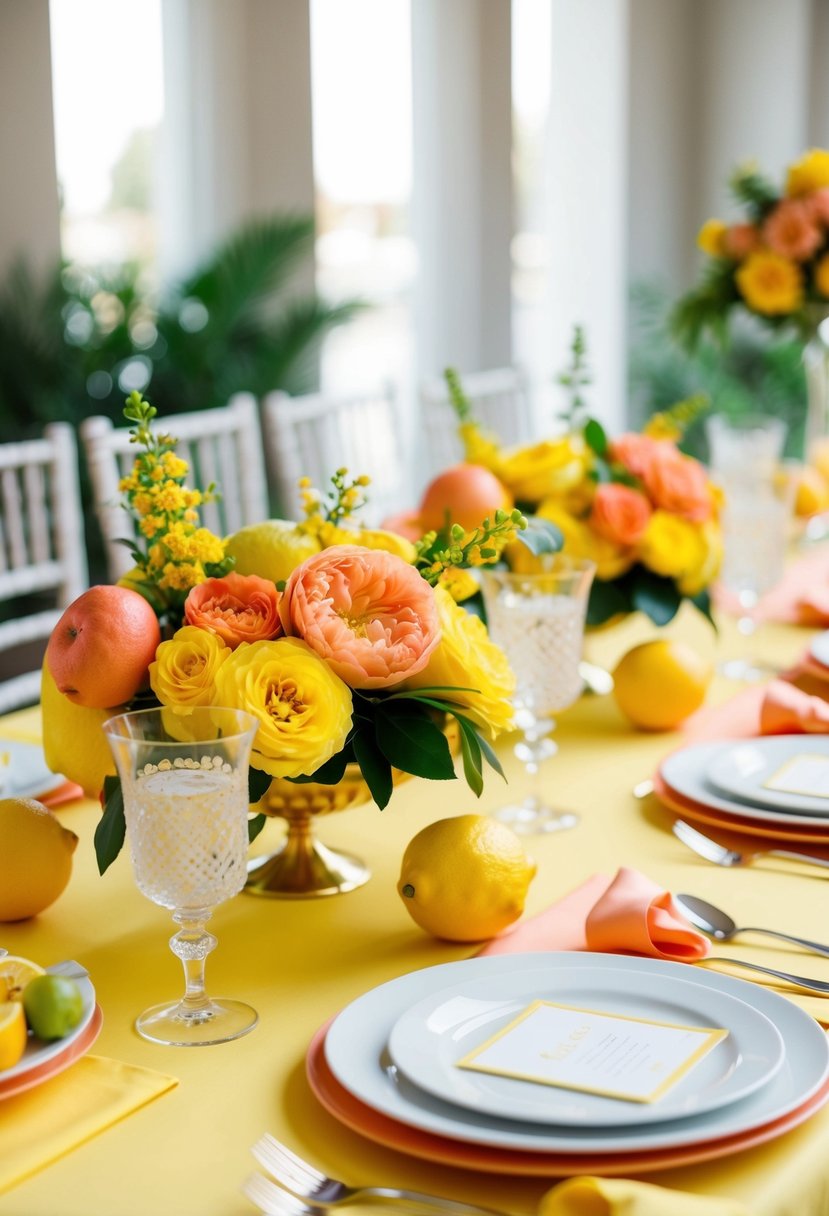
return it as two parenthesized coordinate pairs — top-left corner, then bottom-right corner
(279, 545), (441, 689)
(589, 483), (652, 547)
(641, 448), (714, 524)
(184, 572), (282, 648)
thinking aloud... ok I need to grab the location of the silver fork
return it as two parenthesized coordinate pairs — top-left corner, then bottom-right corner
(250, 1134), (511, 1216)
(672, 818), (829, 871)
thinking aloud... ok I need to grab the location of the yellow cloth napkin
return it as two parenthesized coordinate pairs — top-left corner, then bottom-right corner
(540, 1176), (749, 1215)
(0, 1055), (178, 1195)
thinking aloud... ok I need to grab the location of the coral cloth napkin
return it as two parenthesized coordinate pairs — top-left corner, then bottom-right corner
(759, 679), (829, 734)
(478, 866), (710, 960)
(0, 1055), (178, 1195)
(38, 780), (84, 808)
(539, 1176), (749, 1216)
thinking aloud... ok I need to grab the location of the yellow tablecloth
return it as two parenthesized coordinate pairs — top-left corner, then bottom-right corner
(1, 607), (828, 1216)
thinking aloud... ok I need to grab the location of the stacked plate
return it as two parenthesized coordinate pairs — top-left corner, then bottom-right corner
(654, 735), (829, 844)
(0, 739), (65, 802)
(307, 952), (829, 1176)
(0, 971), (101, 1100)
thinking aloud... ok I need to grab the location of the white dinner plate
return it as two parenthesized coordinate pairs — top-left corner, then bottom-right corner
(660, 742), (829, 828)
(809, 631), (829, 670)
(707, 736), (829, 815)
(387, 966), (785, 1127)
(0, 969), (95, 1083)
(324, 952), (829, 1154)
(0, 739), (65, 802)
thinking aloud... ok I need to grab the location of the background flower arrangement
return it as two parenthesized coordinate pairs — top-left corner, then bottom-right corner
(444, 352), (722, 629)
(48, 394), (525, 874)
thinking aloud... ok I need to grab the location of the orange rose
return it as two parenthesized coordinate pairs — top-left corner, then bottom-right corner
(184, 573), (282, 648)
(608, 433), (669, 480)
(590, 484), (652, 547)
(641, 449), (713, 524)
(280, 545), (440, 689)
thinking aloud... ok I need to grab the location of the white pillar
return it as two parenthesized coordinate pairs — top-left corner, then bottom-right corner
(808, 0), (829, 148)
(0, 0), (61, 276)
(411, 0), (513, 382)
(546, 0), (628, 430)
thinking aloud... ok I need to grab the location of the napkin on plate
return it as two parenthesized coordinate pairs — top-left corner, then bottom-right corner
(477, 866), (710, 960)
(759, 679), (829, 735)
(539, 1176), (749, 1216)
(0, 1055), (178, 1195)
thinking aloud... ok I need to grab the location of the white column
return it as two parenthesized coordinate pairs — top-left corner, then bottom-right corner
(546, 0), (628, 431)
(808, 0), (829, 148)
(411, 0), (513, 382)
(0, 0), (61, 276)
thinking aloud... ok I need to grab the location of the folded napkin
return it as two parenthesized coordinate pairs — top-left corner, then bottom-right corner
(794, 587), (829, 627)
(38, 780), (84, 808)
(478, 867), (710, 961)
(760, 679), (829, 734)
(539, 1176), (749, 1216)
(0, 1055), (178, 1195)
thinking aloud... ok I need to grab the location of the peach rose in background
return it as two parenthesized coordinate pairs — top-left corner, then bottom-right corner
(280, 545), (441, 688)
(808, 189), (829, 225)
(763, 199), (823, 262)
(723, 223), (760, 260)
(590, 484), (652, 547)
(641, 448), (713, 523)
(608, 433), (668, 480)
(184, 572), (282, 648)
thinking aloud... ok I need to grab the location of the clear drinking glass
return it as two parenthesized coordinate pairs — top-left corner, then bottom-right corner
(480, 558), (596, 835)
(104, 706), (259, 1046)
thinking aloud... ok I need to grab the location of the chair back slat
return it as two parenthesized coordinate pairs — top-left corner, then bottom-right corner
(420, 366), (535, 473)
(1, 468), (27, 569)
(23, 462), (50, 564)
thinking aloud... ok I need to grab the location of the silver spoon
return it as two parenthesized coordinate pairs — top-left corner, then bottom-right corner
(675, 893), (829, 958)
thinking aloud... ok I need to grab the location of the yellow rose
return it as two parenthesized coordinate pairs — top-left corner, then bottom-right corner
(697, 219), (728, 257)
(638, 511), (705, 580)
(582, 528), (635, 581)
(213, 637), (353, 778)
(149, 626), (231, 711)
(815, 253), (829, 299)
(499, 437), (589, 504)
(735, 250), (803, 316)
(786, 148), (829, 197)
(402, 587), (515, 740)
(677, 520), (723, 597)
(437, 567), (480, 602)
(459, 422), (506, 476)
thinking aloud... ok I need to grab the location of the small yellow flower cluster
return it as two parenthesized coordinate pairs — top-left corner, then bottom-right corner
(297, 468), (372, 535)
(416, 510), (527, 593)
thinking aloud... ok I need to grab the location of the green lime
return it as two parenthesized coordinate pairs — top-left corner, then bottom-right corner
(22, 974), (84, 1041)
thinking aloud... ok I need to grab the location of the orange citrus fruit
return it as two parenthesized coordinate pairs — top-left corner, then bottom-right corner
(418, 464), (513, 533)
(613, 639), (712, 731)
(46, 584), (161, 708)
(398, 814), (536, 942)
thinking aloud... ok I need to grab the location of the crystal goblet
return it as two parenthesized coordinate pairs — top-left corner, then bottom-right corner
(481, 558), (595, 834)
(104, 706), (259, 1046)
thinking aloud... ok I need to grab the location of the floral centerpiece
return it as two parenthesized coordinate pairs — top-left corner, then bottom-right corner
(442, 355), (722, 629)
(48, 394), (527, 876)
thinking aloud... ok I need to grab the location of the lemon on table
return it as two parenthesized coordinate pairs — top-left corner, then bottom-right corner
(612, 639), (712, 732)
(0, 1001), (27, 1070)
(397, 814), (536, 942)
(0, 797), (78, 922)
(0, 956), (45, 1002)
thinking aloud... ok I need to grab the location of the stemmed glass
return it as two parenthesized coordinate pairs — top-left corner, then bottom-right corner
(480, 557), (596, 835)
(104, 706), (259, 1046)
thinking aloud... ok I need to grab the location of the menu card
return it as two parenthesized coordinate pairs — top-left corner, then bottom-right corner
(764, 754), (829, 799)
(456, 1000), (727, 1103)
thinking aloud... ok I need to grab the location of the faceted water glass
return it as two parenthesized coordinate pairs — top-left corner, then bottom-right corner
(481, 558), (595, 834)
(104, 706), (259, 1046)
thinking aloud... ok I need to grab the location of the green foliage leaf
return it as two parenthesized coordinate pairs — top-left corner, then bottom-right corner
(517, 515), (564, 556)
(374, 701), (456, 781)
(248, 766), (273, 804)
(353, 727), (394, 810)
(248, 812), (267, 843)
(584, 418), (608, 457)
(94, 777), (126, 876)
(456, 719), (484, 797)
(690, 588), (718, 632)
(629, 566), (682, 626)
(586, 577), (631, 627)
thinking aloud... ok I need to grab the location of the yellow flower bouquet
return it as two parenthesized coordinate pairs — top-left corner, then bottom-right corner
(43, 394), (521, 875)
(673, 148), (829, 346)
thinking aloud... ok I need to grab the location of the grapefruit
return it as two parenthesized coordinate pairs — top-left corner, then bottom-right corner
(418, 464), (513, 533)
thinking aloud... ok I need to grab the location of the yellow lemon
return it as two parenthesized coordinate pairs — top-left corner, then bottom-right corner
(224, 519), (321, 584)
(0, 800), (78, 922)
(0, 956), (46, 1001)
(613, 639), (712, 732)
(0, 1001), (27, 1070)
(398, 814), (536, 942)
(41, 660), (118, 798)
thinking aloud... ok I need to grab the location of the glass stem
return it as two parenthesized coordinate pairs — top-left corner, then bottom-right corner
(170, 909), (216, 1016)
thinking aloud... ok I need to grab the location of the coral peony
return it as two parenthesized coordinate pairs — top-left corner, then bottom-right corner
(608, 433), (668, 480)
(763, 200), (823, 262)
(280, 545), (440, 689)
(641, 448), (713, 524)
(184, 572), (282, 648)
(590, 484), (652, 547)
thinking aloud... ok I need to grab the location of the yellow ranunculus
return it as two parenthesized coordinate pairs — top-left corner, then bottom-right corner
(735, 251), (803, 316)
(459, 422), (506, 476)
(582, 529), (635, 581)
(498, 436), (590, 505)
(815, 253), (829, 299)
(786, 148), (829, 197)
(150, 626), (231, 711)
(213, 637), (353, 779)
(401, 587), (515, 739)
(697, 219), (728, 257)
(677, 520), (723, 597)
(638, 511), (705, 580)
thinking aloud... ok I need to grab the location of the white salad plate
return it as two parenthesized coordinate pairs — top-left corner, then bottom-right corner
(0, 739), (65, 802)
(809, 631), (829, 670)
(1, 970), (95, 1082)
(707, 736), (829, 815)
(660, 741), (829, 828)
(324, 952), (829, 1155)
(386, 964), (785, 1127)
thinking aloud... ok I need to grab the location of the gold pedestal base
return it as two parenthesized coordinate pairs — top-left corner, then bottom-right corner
(246, 817), (370, 899)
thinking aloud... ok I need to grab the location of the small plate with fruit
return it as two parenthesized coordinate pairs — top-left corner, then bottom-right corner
(0, 740), (65, 802)
(0, 956), (99, 1095)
